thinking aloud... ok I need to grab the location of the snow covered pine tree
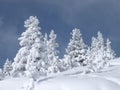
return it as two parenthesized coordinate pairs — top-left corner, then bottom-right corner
(105, 38), (116, 61)
(45, 30), (60, 74)
(12, 16), (47, 78)
(24, 16), (47, 80)
(86, 32), (108, 72)
(63, 28), (87, 69)
(11, 16), (38, 77)
(3, 58), (12, 76)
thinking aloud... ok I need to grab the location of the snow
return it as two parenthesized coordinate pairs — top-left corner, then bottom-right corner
(109, 58), (120, 66)
(0, 78), (27, 90)
(35, 76), (120, 90)
(1, 58), (120, 90)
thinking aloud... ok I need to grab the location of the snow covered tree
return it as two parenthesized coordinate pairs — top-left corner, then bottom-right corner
(3, 58), (12, 76)
(105, 38), (116, 60)
(86, 37), (98, 71)
(46, 30), (60, 74)
(11, 16), (41, 77)
(87, 31), (107, 72)
(11, 47), (29, 76)
(25, 17), (47, 80)
(63, 28), (87, 69)
(44, 33), (48, 46)
(0, 69), (3, 80)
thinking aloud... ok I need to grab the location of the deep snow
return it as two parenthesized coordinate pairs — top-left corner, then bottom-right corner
(0, 59), (120, 90)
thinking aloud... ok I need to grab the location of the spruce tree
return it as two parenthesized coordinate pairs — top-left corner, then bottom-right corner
(105, 38), (116, 60)
(64, 28), (87, 69)
(0, 69), (3, 80)
(24, 16), (47, 80)
(12, 16), (41, 77)
(3, 58), (12, 76)
(46, 30), (60, 74)
(43, 33), (48, 49)
(87, 32), (106, 72)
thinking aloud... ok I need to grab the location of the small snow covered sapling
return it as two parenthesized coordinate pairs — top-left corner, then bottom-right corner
(3, 58), (12, 76)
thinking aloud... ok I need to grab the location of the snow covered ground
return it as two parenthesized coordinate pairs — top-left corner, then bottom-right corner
(0, 59), (120, 90)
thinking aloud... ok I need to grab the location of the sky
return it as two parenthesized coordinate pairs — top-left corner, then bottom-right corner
(0, 0), (120, 67)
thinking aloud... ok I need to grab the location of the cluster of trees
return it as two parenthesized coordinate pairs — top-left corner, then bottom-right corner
(0, 16), (116, 80)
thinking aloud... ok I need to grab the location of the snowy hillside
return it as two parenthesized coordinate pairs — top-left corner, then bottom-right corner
(0, 59), (120, 90)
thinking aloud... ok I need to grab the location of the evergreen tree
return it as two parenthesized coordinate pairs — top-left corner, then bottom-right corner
(46, 30), (60, 74)
(25, 16), (47, 80)
(11, 16), (41, 77)
(87, 32), (107, 72)
(105, 38), (116, 60)
(63, 28), (87, 69)
(44, 33), (48, 46)
(0, 69), (3, 80)
(12, 47), (29, 76)
(3, 58), (12, 76)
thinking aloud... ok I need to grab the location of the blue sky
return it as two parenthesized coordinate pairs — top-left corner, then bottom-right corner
(0, 0), (120, 67)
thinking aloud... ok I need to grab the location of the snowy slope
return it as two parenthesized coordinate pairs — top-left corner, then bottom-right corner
(0, 59), (120, 90)
(109, 58), (120, 66)
(0, 78), (29, 90)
